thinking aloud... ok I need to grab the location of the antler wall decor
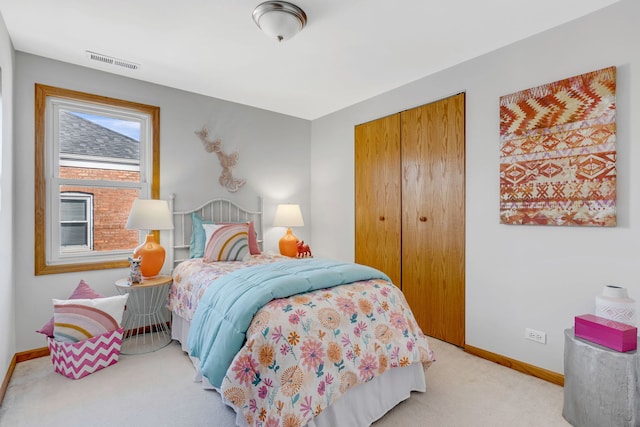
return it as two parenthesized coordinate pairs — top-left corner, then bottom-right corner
(195, 126), (246, 193)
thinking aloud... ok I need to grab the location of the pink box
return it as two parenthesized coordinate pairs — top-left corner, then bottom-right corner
(47, 328), (123, 379)
(574, 314), (637, 352)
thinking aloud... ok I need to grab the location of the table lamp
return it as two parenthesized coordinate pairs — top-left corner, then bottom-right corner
(125, 199), (174, 277)
(273, 204), (304, 257)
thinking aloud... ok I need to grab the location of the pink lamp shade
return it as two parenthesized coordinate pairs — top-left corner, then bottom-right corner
(126, 199), (173, 277)
(273, 204), (304, 257)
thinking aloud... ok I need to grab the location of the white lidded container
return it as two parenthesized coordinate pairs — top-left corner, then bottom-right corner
(595, 285), (636, 327)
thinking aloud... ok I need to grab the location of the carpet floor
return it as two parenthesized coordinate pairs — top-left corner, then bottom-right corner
(0, 338), (570, 427)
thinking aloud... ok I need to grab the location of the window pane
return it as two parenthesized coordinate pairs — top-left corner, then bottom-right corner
(58, 110), (141, 179)
(61, 223), (88, 247)
(61, 199), (87, 221)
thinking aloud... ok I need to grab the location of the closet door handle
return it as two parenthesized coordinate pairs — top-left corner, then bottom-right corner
(419, 216), (427, 222)
(379, 216), (385, 221)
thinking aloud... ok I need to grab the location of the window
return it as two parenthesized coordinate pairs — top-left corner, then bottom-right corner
(60, 192), (93, 251)
(35, 84), (160, 275)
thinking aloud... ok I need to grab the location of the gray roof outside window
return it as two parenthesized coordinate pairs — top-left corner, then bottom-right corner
(59, 112), (139, 161)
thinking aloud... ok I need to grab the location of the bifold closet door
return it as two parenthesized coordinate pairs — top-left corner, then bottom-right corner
(401, 93), (465, 347)
(354, 113), (402, 286)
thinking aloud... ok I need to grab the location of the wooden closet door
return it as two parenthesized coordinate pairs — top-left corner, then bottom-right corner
(355, 114), (402, 286)
(401, 93), (465, 347)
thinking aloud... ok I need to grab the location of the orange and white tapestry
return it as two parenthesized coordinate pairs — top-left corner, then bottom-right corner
(499, 66), (616, 226)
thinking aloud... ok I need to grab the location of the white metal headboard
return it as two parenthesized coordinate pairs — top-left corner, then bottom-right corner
(167, 194), (263, 270)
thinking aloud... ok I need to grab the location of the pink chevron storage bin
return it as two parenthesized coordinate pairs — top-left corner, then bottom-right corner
(574, 314), (637, 352)
(47, 328), (124, 379)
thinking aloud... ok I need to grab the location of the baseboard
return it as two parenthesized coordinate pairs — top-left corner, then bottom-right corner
(464, 344), (564, 386)
(0, 354), (17, 408)
(16, 347), (50, 363)
(0, 347), (49, 408)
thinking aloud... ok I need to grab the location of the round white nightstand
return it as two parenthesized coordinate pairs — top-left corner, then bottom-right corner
(114, 275), (173, 355)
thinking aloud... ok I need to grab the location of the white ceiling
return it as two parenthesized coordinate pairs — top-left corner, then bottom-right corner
(0, 0), (622, 120)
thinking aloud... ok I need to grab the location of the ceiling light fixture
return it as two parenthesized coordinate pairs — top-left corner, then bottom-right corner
(252, 1), (307, 42)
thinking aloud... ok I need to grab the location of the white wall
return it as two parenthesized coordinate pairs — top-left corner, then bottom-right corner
(13, 53), (311, 352)
(0, 11), (15, 378)
(310, 0), (639, 374)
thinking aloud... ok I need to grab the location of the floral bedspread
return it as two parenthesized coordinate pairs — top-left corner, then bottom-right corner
(220, 278), (435, 427)
(168, 252), (288, 321)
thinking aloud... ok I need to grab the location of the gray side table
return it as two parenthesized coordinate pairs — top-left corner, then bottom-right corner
(115, 275), (172, 355)
(563, 327), (639, 427)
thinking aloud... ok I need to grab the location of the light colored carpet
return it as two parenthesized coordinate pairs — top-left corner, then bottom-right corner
(0, 338), (570, 427)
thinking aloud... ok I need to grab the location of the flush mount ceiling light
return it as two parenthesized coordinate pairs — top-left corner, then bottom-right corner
(252, 1), (307, 42)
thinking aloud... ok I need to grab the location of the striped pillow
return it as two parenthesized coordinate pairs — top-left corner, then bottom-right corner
(53, 294), (128, 343)
(202, 223), (250, 262)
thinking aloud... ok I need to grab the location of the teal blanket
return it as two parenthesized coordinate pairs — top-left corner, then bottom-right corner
(187, 258), (390, 388)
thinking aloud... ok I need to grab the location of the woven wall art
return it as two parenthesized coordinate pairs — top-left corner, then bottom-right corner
(499, 66), (617, 226)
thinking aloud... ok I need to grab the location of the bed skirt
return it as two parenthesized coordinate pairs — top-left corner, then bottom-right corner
(171, 313), (427, 427)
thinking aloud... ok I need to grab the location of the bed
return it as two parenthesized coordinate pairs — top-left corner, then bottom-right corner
(166, 195), (435, 427)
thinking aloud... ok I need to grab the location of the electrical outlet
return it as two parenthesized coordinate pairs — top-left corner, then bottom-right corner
(525, 328), (547, 344)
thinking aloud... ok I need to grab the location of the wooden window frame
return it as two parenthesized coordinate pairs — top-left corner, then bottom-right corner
(35, 84), (160, 275)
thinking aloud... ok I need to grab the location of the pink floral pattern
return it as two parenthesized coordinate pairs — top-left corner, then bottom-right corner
(168, 253), (288, 321)
(221, 278), (435, 427)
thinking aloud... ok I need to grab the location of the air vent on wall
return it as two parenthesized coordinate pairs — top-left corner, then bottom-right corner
(86, 51), (140, 70)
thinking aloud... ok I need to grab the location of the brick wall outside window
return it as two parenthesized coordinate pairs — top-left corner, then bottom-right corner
(61, 166), (140, 251)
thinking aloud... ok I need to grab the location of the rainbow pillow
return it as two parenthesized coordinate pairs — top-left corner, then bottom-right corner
(53, 294), (128, 343)
(37, 280), (104, 337)
(202, 223), (250, 262)
(190, 212), (261, 258)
